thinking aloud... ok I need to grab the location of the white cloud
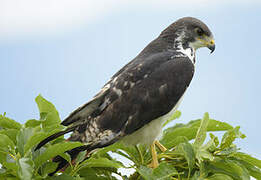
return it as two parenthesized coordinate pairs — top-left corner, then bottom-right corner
(0, 0), (115, 38)
(0, 0), (259, 39)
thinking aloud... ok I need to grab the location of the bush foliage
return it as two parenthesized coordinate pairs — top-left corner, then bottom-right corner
(0, 95), (261, 180)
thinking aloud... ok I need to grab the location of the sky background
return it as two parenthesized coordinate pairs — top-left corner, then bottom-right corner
(0, 0), (260, 159)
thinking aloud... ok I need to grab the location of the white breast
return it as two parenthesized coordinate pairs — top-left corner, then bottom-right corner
(121, 93), (185, 146)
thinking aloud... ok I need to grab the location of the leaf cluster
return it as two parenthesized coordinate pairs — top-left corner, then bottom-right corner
(0, 95), (260, 180)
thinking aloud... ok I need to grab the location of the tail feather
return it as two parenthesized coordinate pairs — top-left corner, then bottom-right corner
(48, 145), (89, 176)
(35, 120), (122, 176)
(47, 138), (120, 176)
(35, 126), (76, 151)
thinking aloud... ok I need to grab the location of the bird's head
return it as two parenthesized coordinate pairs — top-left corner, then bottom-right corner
(162, 17), (215, 53)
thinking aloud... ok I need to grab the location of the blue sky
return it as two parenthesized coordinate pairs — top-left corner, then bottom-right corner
(0, 1), (260, 158)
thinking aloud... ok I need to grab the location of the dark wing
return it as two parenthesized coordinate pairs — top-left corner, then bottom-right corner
(95, 52), (194, 136)
(36, 51), (194, 150)
(61, 84), (111, 126)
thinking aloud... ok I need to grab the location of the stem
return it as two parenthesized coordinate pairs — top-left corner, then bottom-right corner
(135, 145), (144, 165)
(0, 150), (17, 161)
(8, 152), (16, 161)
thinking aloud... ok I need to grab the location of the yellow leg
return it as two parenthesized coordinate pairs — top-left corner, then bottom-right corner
(148, 141), (159, 168)
(155, 140), (167, 152)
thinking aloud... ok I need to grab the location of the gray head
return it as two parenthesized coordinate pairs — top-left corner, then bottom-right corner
(161, 17), (215, 53)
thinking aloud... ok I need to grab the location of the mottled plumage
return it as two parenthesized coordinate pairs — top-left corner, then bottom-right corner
(36, 17), (215, 175)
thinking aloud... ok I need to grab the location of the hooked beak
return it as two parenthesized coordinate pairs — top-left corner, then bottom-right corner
(208, 39), (215, 53)
(196, 37), (215, 53)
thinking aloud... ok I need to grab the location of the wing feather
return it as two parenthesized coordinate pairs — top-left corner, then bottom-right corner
(95, 52), (194, 136)
(61, 84), (110, 126)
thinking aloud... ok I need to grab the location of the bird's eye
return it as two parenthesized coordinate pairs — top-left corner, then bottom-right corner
(196, 28), (204, 36)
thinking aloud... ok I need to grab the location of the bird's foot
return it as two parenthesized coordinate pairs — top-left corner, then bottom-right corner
(155, 140), (167, 152)
(147, 158), (159, 169)
(148, 140), (167, 168)
(148, 140), (159, 168)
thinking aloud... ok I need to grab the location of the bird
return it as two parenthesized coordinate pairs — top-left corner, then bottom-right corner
(35, 17), (215, 174)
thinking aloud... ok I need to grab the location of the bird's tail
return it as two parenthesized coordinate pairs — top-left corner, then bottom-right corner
(48, 145), (89, 176)
(35, 126), (77, 151)
(35, 126), (89, 176)
(48, 141), (117, 176)
(35, 127), (121, 176)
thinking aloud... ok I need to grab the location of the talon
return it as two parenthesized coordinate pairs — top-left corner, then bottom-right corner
(155, 140), (167, 152)
(148, 159), (158, 169)
(148, 140), (159, 168)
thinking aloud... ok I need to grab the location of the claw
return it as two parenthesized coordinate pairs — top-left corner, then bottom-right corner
(155, 140), (167, 152)
(148, 141), (159, 168)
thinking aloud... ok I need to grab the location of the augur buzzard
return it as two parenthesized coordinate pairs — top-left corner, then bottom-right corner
(36, 17), (215, 174)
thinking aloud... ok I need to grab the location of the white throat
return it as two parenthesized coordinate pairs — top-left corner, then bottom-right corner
(176, 44), (195, 62)
(173, 31), (195, 63)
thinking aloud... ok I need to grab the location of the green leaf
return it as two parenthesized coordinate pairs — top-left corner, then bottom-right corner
(196, 149), (214, 163)
(53, 173), (80, 180)
(206, 119), (233, 131)
(78, 168), (108, 180)
(35, 95), (61, 130)
(218, 145), (238, 156)
(152, 162), (178, 179)
(16, 128), (34, 156)
(2, 98), (261, 180)
(79, 157), (122, 169)
(234, 158), (261, 179)
(86, 143), (118, 158)
(2, 161), (18, 173)
(190, 171), (203, 180)
(209, 133), (219, 149)
(220, 126), (246, 150)
(24, 131), (48, 153)
(97, 143), (145, 165)
(0, 115), (21, 130)
(119, 146), (146, 165)
(138, 162), (178, 180)
(24, 128), (64, 154)
(17, 157), (33, 180)
(0, 129), (19, 144)
(136, 166), (153, 180)
(233, 152), (261, 169)
(194, 112), (210, 148)
(42, 162), (58, 177)
(0, 168), (6, 174)
(161, 136), (188, 149)
(195, 133), (220, 163)
(0, 134), (15, 151)
(181, 118), (233, 132)
(161, 115), (231, 149)
(206, 158), (250, 180)
(41, 113), (63, 132)
(163, 110), (181, 127)
(161, 126), (198, 148)
(34, 141), (83, 168)
(25, 119), (41, 128)
(199, 162), (208, 178)
(0, 152), (6, 163)
(75, 150), (87, 164)
(201, 133), (219, 153)
(208, 173), (233, 180)
(176, 141), (195, 177)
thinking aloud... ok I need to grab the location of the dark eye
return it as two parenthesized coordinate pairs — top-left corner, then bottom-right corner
(196, 28), (204, 36)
